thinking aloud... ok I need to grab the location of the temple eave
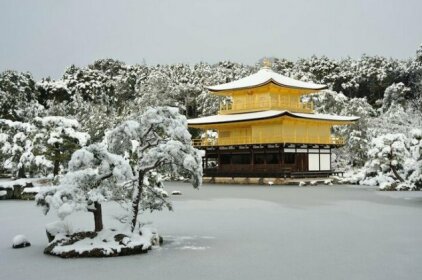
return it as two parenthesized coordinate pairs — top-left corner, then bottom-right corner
(187, 111), (359, 128)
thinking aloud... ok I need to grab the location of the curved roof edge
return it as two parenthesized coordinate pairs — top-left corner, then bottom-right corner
(207, 68), (328, 92)
(188, 110), (360, 126)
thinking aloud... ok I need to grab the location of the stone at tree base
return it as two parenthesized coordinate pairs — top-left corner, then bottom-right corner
(44, 231), (157, 258)
(379, 181), (399, 191)
(331, 176), (342, 184)
(0, 187), (14, 199)
(12, 185), (24, 199)
(45, 221), (69, 242)
(0, 190), (7, 200)
(0, 182), (35, 200)
(12, 235), (31, 249)
(21, 191), (37, 200)
(46, 231), (55, 243)
(150, 233), (163, 246)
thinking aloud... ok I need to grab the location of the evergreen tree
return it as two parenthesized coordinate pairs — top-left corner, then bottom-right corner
(106, 106), (203, 232)
(33, 116), (90, 176)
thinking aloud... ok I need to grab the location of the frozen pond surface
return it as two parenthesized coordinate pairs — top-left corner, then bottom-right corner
(1, 183), (422, 280)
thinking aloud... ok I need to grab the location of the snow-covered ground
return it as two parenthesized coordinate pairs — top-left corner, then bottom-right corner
(1, 183), (422, 280)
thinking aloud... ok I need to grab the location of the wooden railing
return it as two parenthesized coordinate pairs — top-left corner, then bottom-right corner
(219, 100), (313, 114)
(192, 135), (345, 147)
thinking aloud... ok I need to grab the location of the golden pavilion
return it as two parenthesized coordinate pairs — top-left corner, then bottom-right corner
(188, 60), (359, 177)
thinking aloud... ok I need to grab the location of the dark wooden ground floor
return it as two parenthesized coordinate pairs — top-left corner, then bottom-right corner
(201, 144), (337, 178)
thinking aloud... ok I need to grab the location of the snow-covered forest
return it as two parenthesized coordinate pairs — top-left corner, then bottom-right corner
(1, 45), (421, 190)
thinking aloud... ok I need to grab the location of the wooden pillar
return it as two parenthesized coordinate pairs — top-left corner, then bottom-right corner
(251, 147), (254, 175)
(217, 149), (221, 173)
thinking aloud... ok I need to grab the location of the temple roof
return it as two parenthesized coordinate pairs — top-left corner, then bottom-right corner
(188, 110), (359, 126)
(207, 68), (328, 92)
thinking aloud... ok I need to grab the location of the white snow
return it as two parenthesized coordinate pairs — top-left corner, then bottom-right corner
(0, 178), (48, 190)
(179, 245), (209, 250)
(45, 221), (71, 237)
(188, 110), (359, 125)
(50, 228), (153, 255)
(292, 112), (360, 122)
(0, 190), (7, 197)
(22, 187), (40, 193)
(1, 182), (422, 280)
(207, 68), (327, 92)
(0, 119), (34, 132)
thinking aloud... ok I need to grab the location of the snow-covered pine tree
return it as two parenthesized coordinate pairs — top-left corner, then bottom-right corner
(36, 143), (133, 232)
(32, 116), (90, 176)
(106, 106), (203, 232)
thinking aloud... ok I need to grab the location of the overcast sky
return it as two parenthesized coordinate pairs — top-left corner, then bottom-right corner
(1, 0), (421, 79)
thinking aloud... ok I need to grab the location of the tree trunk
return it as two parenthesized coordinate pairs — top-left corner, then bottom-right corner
(389, 145), (404, 183)
(391, 164), (404, 182)
(92, 202), (103, 232)
(17, 165), (26, 178)
(53, 160), (60, 177)
(130, 171), (144, 232)
(53, 145), (60, 176)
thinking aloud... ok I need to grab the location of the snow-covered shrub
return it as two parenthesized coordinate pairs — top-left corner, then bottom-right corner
(360, 129), (422, 190)
(0, 119), (36, 177)
(405, 129), (422, 189)
(381, 83), (411, 112)
(366, 133), (408, 181)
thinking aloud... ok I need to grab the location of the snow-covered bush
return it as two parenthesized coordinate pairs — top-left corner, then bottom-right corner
(405, 129), (422, 189)
(0, 119), (36, 177)
(365, 133), (408, 181)
(360, 129), (422, 190)
(381, 83), (411, 112)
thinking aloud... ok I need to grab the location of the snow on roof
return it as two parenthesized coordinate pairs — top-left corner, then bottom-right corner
(188, 110), (282, 125)
(207, 68), (327, 92)
(187, 110), (359, 126)
(292, 112), (360, 122)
